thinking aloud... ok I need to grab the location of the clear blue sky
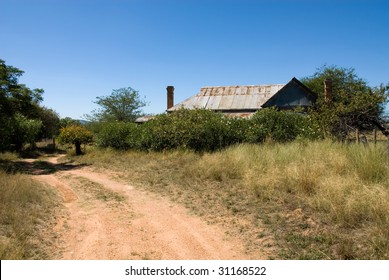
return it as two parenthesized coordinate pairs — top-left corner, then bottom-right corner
(1, 0), (388, 119)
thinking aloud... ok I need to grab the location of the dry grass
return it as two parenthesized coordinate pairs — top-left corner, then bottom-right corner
(61, 175), (127, 205)
(0, 154), (61, 259)
(70, 141), (389, 259)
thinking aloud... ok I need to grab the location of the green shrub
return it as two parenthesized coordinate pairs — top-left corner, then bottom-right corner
(143, 109), (250, 152)
(94, 108), (321, 152)
(248, 107), (321, 143)
(96, 122), (138, 150)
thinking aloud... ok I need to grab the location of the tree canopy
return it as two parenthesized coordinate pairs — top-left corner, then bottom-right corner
(58, 125), (93, 155)
(301, 65), (389, 139)
(0, 59), (44, 118)
(0, 59), (60, 151)
(86, 87), (147, 123)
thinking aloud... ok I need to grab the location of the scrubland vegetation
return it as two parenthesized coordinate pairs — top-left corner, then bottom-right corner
(2, 60), (389, 259)
(70, 141), (389, 259)
(94, 107), (320, 152)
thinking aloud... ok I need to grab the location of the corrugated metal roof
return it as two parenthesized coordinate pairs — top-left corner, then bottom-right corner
(135, 115), (156, 123)
(168, 84), (285, 112)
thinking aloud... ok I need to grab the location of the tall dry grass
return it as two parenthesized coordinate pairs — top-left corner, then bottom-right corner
(0, 153), (60, 259)
(71, 141), (389, 259)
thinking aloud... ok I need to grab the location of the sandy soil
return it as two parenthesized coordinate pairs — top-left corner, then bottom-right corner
(32, 155), (262, 260)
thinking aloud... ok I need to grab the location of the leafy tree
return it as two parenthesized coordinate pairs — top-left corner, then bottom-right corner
(0, 59), (44, 118)
(0, 59), (48, 151)
(12, 113), (43, 151)
(1, 59), (24, 117)
(86, 87), (147, 122)
(301, 65), (389, 139)
(57, 125), (93, 155)
(35, 107), (60, 139)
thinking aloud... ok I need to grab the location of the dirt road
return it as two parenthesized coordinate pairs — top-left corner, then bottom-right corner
(32, 155), (259, 260)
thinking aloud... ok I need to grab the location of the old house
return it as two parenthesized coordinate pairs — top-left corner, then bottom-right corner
(166, 77), (317, 118)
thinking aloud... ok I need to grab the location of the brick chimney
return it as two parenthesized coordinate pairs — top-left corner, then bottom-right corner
(324, 79), (332, 103)
(167, 86), (174, 110)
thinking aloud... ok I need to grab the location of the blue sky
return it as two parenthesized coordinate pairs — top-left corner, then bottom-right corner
(1, 0), (388, 119)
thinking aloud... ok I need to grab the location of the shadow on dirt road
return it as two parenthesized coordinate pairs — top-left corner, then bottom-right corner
(0, 155), (88, 175)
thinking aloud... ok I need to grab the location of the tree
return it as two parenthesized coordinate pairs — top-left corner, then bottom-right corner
(0, 59), (44, 118)
(35, 106), (60, 139)
(57, 125), (93, 155)
(86, 87), (147, 122)
(12, 113), (43, 151)
(0, 59), (47, 151)
(1, 59), (24, 117)
(301, 65), (389, 139)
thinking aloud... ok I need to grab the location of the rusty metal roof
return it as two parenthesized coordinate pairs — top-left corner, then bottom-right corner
(167, 83), (286, 112)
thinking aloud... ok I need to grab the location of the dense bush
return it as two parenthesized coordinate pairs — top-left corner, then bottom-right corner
(0, 118), (13, 151)
(248, 108), (321, 143)
(96, 122), (138, 150)
(94, 108), (321, 152)
(142, 109), (250, 152)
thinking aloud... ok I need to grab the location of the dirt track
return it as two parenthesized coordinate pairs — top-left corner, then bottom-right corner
(33, 155), (260, 260)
